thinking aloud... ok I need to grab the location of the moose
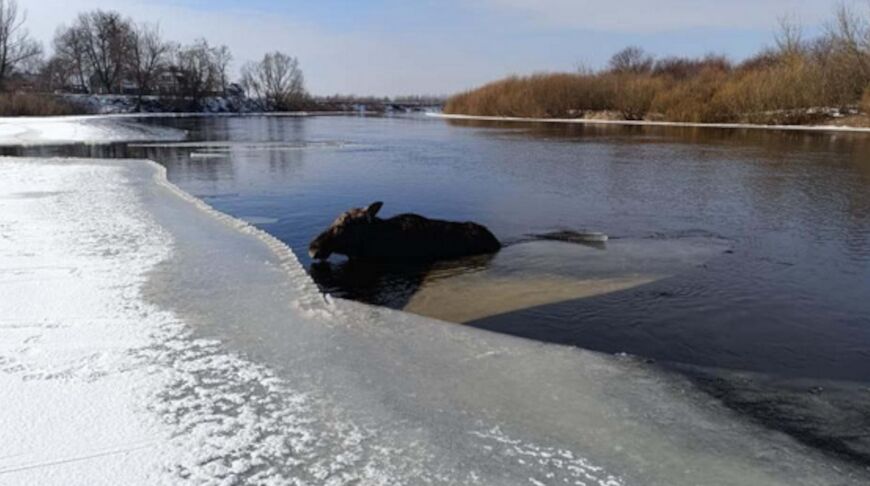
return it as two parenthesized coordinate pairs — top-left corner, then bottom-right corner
(309, 201), (501, 262)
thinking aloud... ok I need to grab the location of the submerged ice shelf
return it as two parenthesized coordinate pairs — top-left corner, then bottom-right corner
(1, 156), (867, 485)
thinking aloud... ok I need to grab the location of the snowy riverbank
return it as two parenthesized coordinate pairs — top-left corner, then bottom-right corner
(0, 116), (186, 146)
(1, 118), (869, 484)
(430, 112), (870, 133)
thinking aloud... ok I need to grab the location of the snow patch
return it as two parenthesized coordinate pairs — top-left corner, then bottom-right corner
(0, 117), (186, 146)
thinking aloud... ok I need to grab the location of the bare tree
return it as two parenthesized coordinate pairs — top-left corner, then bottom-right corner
(213, 44), (232, 94)
(128, 23), (171, 106)
(824, 3), (870, 101)
(52, 25), (90, 91)
(241, 52), (306, 111)
(608, 46), (654, 74)
(0, 0), (42, 90)
(60, 10), (134, 93)
(175, 38), (221, 109)
(37, 55), (73, 91)
(829, 4), (869, 71)
(775, 14), (805, 57)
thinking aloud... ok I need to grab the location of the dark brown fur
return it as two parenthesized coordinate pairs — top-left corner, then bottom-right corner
(309, 202), (501, 262)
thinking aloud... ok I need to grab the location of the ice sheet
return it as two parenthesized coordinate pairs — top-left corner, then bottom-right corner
(0, 116), (185, 146)
(1, 157), (867, 485)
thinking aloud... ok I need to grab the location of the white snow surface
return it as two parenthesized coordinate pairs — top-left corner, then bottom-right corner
(0, 161), (308, 484)
(1, 156), (868, 485)
(0, 116), (185, 146)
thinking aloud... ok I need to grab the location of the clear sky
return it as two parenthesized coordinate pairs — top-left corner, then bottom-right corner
(22, 0), (867, 97)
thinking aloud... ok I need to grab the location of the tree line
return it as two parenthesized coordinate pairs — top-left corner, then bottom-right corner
(446, 5), (870, 124)
(0, 0), (306, 111)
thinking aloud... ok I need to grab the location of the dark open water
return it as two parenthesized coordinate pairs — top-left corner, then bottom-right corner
(6, 114), (870, 464)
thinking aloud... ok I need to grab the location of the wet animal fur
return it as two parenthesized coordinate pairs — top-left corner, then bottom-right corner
(309, 202), (501, 262)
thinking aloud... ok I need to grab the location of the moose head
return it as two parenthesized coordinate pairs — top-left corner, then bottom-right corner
(308, 201), (383, 260)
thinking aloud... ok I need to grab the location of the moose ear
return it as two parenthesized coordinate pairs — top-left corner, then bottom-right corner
(365, 201), (383, 221)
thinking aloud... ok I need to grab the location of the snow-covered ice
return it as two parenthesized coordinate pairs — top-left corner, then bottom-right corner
(0, 116), (185, 146)
(1, 153), (869, 484)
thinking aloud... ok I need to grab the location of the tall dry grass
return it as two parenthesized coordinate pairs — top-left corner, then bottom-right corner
(612, 74), (666, 120)
(648, 69), (730, 122)
(445, 57), (863, 124)
(712, 56), (829, 123)
(0, 93), (89, 116)
(444, 6), (870, 125)
(445, 74), (616, 118)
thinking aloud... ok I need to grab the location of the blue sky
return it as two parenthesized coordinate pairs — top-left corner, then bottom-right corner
(24, 0), (864, 96)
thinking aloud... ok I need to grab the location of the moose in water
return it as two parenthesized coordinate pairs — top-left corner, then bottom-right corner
(309, 201), (501, 262)
(309, 201), (609, 263)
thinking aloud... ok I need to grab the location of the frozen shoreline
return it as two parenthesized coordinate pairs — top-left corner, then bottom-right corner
(0, 116), (187, 146)
(429, 112), (870, 133)
(0, 113), (355, 147)
(1, 156), (868, 484)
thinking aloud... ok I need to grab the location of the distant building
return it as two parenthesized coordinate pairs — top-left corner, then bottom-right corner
(156, 69), (185, 94)
(120, 80), (139, 95)
(226, 83), (244, 98)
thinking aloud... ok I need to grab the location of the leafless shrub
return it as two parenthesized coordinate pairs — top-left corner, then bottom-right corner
(445, 73), (616, 118)
(612, 74), (666, 120)
(738, 49), (782, 72)
(648, 69), (730, 122)
(715, 57), (827, 123)
(653, 55), (731, 80)
(37, 56), (72, 92)
(608, 46), (654, 74)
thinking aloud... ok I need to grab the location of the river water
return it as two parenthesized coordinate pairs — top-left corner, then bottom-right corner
(6, 113), (870, 465)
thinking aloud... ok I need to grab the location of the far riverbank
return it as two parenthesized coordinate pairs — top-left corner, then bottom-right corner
(429, 112), (870, 133)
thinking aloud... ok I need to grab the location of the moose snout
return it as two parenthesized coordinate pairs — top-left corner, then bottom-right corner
(309, 248), (330, 260)
(309, 249), (331, 260)
(308, 238), (331, 260)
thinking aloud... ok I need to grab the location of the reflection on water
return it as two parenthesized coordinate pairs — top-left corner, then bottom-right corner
(4, 114), (870, 463)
